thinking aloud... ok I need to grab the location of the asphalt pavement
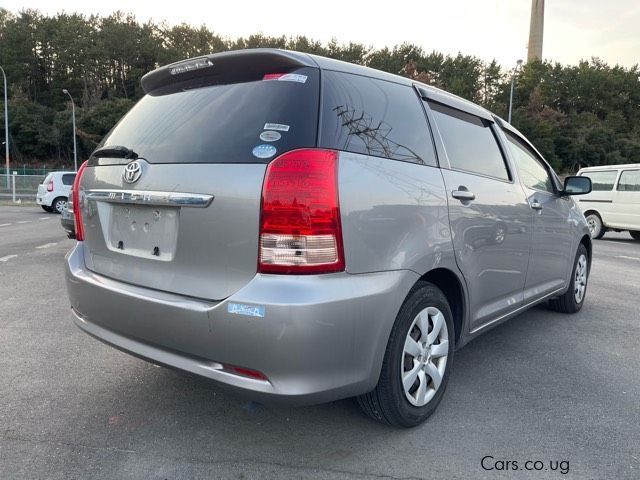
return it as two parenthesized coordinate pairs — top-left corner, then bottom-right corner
(0, 206), (639, 479)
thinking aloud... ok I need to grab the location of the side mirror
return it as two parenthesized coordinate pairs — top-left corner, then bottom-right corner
(563, 176), (592, 195)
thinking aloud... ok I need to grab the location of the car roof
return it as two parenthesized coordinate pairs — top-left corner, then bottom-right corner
(304, 51), (496, 122)
(144, 48), (498, 123)
(143, 48), (550, 164)
(578, 164), (640, 172)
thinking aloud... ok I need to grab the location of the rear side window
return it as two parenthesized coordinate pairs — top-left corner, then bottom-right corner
(429, 102), (509, 181)
(617, 170), (640, 191)
(320, 71), (437, 166)
(62, 174), (76, 186)
(581, 171), (618, 191)
(97, 67), (319, 164)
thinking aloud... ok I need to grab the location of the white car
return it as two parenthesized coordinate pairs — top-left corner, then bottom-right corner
(577, 164), (640, 240)
(36, 171), (76, 213)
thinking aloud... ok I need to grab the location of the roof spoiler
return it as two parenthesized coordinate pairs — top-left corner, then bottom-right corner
(141, 49), (316, 95)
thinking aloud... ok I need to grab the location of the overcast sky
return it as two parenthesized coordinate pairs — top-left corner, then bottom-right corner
(3, 0), (639, 68)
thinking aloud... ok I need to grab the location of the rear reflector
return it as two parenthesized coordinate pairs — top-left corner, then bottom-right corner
(224, 364), (268, 381)
(258, 149), (344, 274)
(72, 161), (88, 241)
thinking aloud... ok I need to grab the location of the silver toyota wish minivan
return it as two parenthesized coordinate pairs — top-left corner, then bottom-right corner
(65, 49), (593, 427)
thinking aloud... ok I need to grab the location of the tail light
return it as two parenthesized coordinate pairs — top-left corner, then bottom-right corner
(46, 180), (54, 192)
(258, 149), (345, 274)
(72, 161), (88, 241)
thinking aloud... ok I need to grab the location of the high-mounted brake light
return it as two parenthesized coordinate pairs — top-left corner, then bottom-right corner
(258, 149), (345, 274)
(262, 73), (286, 80)
(72, 161), (88, 241)
(47, 180), (54, 192)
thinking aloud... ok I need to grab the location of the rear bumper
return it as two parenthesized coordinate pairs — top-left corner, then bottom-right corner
(65, 243), (417, 405)
(60, 210), (75, 238)
(36, 192), (54, 206)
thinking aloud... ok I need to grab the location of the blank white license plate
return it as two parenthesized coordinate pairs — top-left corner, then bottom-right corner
(106, 204), (179, 261)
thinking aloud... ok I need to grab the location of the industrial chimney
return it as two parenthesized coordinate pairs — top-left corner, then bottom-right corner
(527, 0), (545, 61)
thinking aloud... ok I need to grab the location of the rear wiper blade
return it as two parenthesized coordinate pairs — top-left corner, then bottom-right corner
(91, 145), (139, 159)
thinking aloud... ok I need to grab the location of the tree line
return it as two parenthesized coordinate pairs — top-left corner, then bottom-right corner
(1, 8), (639, 172)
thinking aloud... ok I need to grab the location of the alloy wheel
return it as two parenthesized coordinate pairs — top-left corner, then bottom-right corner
(55, 199), (67, 213)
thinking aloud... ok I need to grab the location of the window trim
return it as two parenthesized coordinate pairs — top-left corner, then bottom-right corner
(425, 100), (513, 183)
(616, 169), (640, 192)
(412, 85), (442, 169)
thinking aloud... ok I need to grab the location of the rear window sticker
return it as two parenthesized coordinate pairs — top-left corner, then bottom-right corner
(259, 131), (282, 142)
(278, 73), (308, 84)
(263, 123), (290, 132)
(252, 144), (277, 159)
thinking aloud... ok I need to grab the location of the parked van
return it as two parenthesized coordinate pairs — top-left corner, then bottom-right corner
(576, 164), (640, 240)
(65, 49), (592, 427)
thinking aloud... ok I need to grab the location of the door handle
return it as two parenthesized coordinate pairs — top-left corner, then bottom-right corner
(451, 190), (476, 201)
(530, 200), (543, 210)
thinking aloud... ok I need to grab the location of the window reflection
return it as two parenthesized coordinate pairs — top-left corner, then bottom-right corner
(321, 71), (437, 167)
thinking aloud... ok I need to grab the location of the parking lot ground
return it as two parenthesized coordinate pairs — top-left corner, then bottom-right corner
(1, 206), (639, 479)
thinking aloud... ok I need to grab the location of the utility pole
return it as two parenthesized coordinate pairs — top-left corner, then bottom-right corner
(1, 66), (9, 188)
(62, 89), (78, 172)
(508, 60), (524, 124)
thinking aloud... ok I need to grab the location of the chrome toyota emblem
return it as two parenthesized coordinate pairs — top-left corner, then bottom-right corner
(122, 160), (143, 184)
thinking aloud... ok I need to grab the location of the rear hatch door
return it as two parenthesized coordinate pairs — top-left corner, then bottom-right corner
(79, 52), (320, 301)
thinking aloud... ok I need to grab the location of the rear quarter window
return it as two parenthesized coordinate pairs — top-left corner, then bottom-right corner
(97, 67), (319, 164)
(61, 174), (76, 186)
(320, 71), (437, 166)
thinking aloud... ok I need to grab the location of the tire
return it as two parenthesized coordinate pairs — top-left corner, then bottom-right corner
(357, 282), (454, 428)
(630, 231), (640, 241)
(41, 205), (53, 212)
(549, 243), (590, 314)
(585, 213), (605, 239)
(52, 197), (67, 214)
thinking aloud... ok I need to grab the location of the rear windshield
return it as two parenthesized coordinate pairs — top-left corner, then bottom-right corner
(96, 67), (319, 164)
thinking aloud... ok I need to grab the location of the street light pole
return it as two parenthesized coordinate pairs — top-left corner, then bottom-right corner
(508, 59), (523, 124)
(62, 89), (78, 172)
(1, 66), (9, 188)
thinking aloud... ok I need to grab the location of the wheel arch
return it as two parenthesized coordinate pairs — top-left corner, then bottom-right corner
(417, 268), (467, 347)
(583, 209), (602, 222)
(579, 234), (592, 268)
